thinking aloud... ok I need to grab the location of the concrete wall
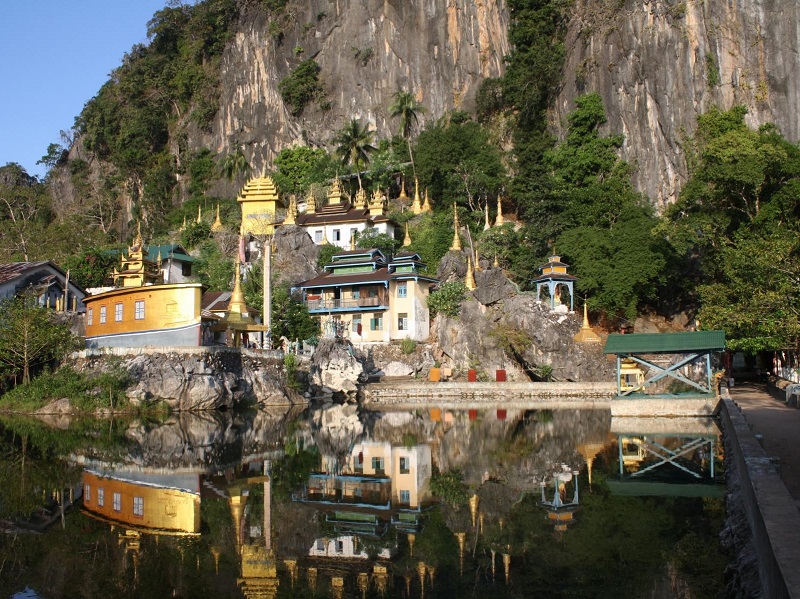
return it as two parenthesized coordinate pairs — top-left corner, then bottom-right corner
(718, 398), (800, 599)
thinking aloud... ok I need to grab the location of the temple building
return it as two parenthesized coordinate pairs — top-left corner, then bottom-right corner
(83, 229), (212, 348)
(291, 181), (398, 248)
(295, 248), (437, 343)
(238, 176), (285, 236)
(533, 253), (577, 312)
(0, 261), (86, 311)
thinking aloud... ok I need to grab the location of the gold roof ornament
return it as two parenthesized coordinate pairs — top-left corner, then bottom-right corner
(373, 565), (388, 595)
(450, 203), (462, 251)
(330, 576), (344, 599)
(495, 196), (505, 227)
(350, 230), (357, 251)
(212, 204), (224, 232)
(411, 178), (422, 214)
(112, 223), (162, 288)
(465, 256), (477, 290)
(307, 567), (318, 592)
(197, 205), (203, 224)
(355, 187), (368, 210)
(484, 202), (491, 230)
(357, 572), (369, 598)
(403, 222), (412, 247)
(156, 248), (163, 267)
(422, 188), (432, 212)
(328, 178), (345, 205)
(573, 302), (602, 343)
(284, 195), (297, 225)
(369, 188), (386, 216)
(306, 186), (317, 214)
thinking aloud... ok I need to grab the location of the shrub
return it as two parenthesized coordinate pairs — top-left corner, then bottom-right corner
(427, 281), (467, 318)
(278, 59), (325, 116)
(400, 337), (417, 355)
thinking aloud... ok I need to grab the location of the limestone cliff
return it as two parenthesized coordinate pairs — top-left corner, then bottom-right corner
(197, 0), (510, 195)
(554, 0), (800, 210)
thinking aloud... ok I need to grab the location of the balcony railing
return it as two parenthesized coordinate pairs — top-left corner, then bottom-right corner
(306, 293), (388, 311)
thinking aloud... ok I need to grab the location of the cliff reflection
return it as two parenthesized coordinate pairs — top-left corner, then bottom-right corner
(0, 407), (727, 598)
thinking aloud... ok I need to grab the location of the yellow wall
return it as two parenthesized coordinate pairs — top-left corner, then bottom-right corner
(82, 471), (200, 533)
(85, 284), (203, 338)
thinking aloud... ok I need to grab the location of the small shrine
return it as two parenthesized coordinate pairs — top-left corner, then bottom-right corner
(533, 253), (576, 312)
(112, 225), (162, 288)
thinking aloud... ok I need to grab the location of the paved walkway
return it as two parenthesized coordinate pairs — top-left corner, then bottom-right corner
(729, 382), (800, 502)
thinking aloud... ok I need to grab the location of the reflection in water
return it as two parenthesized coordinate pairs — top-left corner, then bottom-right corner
(0, 406), (727, 598)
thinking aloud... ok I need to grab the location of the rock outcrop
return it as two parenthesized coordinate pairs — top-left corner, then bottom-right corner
(71, 350), (306, 411)
(308, 338), (369, 399)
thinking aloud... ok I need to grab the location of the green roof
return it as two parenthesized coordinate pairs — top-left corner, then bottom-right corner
(147, 244), (195, 263)
(603, 330), (725, 354)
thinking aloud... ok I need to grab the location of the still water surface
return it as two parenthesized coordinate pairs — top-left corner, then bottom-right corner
(0, 405), (726, 598)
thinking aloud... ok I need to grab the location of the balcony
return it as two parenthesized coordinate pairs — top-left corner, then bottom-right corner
(305, 291), (389, 313)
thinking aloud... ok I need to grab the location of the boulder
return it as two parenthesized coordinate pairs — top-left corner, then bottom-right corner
(473, 267), (518, 306)
(309, 338), (369, 399)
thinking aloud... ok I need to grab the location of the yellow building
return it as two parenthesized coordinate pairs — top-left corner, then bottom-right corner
(238, 175), (285, 236)
(84, 230), (212, 348)
(296, 249), (437, 343)
(81, 469), (201, 535)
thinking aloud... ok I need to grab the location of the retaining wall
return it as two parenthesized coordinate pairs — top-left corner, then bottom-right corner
(718, 398), (800, 599)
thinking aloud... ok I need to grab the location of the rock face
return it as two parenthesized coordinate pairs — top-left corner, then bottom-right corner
(436, 279), (613, 382)
(308, 338), (369, 399)
(554, 0), (800, 210)
(72, 350), (306, 411)
(272, 225), (320, 288)
(199, 0), (510, 195)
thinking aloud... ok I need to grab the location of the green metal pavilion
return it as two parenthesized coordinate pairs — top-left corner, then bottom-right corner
(603, 330), (726, 397)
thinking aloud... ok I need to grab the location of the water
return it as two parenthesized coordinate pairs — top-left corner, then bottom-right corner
(0, 405), (727, 598)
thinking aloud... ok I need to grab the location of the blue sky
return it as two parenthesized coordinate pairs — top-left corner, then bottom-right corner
(0, 1), (171, 179)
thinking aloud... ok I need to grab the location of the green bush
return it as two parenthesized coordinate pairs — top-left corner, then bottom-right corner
(427, 281), (467, 318)
(430, 467), (468, 507)
(278, 59), (325, 116)
(400, 337), (417, 354)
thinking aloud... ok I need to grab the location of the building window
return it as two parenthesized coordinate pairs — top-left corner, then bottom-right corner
(399, 457), (410, 474)
(87, 308), (93, 326)
(333, 229), (341, 242)
(371, 457), (385, 473)
(84, 484), (90, 503)
(352, 315), (362, 334)
(350, 228), (358, 241)
(400, 490), (411, 504)
(314, 230), (323, 243)
(114, 303), (123, 322)
(113, 492), (121, 512)
(99, 306), (107, 324)
(134, 300), (145, 320)
(336, 540), (344, 553)
(316, 539), (325, 551)
(181, 262), (192, 277)
(370, 315), (383, 331)
(398, 313), (408, 331)
(98, 488), (104, 507)
(352, 288), (360, 299)
(133, 496), (144, 517)
(398, 283), (407, 298)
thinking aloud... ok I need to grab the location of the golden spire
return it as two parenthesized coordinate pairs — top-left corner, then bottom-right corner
(156, 248), (163, 268)
(321, 228), (330, 245)
(465, 256), (476, 290)
(307, 567), (318, 592)
(181, 215), (187, 231)
(411, 178), (422, 214)
(469, 494), (480, 528)
(134, 221), (143, 250)
(357, 572), (369, 599)
(573, 302), (602, 343)
(455, 532), (466, 575)
(495, 196), (505, 226)
(350, 230), (357, 251)
(493, 254), (500, 268)
(484, 202), (491, 230)
(403, 222), (412, 247)
(355, 187), (368, 209)
(407, 532), (416, 557)
(398, 177), (409, 202)
(474, 246), (482, 272)
(503, 552), (511, 585)
(197, 205), (202, 224)
(450, 203), (462, 251)
(369, 188), (386, 216)
(417, 562), (427, 596)
(212, 204), (223, 232)
(306, 186), (317, 214)
(422, 188), (432, 212)
(227, 258), (249, 322)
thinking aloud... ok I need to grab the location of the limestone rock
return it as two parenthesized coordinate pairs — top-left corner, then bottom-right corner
(473, 267), (518, 306)
(311, 403), (365, 458)
(380, 361), (414, 377)
(272, 226), (320, 287)
(309, 338), (369, 399)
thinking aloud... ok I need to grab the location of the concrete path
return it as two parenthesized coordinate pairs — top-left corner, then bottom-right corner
(728, 382), (800, 502)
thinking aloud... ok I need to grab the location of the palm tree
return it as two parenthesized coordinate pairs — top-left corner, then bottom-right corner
(333, 118), (377, 189)
(389, 90), (426, 178)
(219, 144), (251, 185)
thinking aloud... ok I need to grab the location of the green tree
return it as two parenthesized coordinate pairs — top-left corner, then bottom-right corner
(0, 299), (78, 386)
(271, 286), (320, 341)
(333, 118), (377, 189)
(355, 228), (399, 257)
(414, 113), (506, 211)
(389, 90), (426, 178)
(218, 144), (250, 184)
(271, 145), (336, 195)
(62, 248), (119, 289)
(428, 281), (468, 318)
